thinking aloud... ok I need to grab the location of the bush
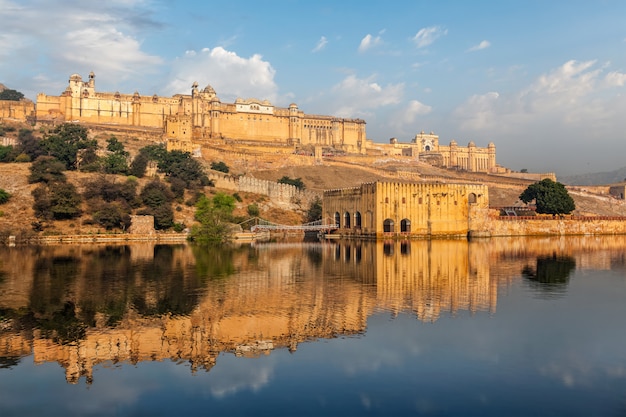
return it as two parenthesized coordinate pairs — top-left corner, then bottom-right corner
(247, 204), (260, 217)
(93, 202), (131, 230)
(0, 189), (10, 204)
(278, 176), (305, 190)
(14, 153), (31, 163)
(29, 156), (67, 184)
(210, 161), (229, 173)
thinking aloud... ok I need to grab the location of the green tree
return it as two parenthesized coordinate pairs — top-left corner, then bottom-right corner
(93, 202), (131, 230)
(519, 178), (576, 215)
(210, 161), (229, 173)
(102, 153), (129, 175)
(17, 129), (44, 160)
(278, 175), (305, 190)
(105, 136), (128, 156)
(32, 182), (82, 220)
(305, 196), (323, 223)
(28, 156), (67, 183)
(0, 89), (24, 101)
(158, 150), (209, 188)
(129, 151), (149, 177)
(188, 193), (236, 244)
(139, 179), (174, 230)
(40, 123), (97, 170)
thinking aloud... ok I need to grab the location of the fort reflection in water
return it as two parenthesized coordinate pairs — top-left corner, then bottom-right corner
(1, 236), (625, 384)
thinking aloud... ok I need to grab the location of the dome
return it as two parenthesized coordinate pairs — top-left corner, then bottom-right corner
(488, 142), (495, 148)
(203, 84), (216, 95)
(450, 140), (457, 146)
(468, 141), (476, 147)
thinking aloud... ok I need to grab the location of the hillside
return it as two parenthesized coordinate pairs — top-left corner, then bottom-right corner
(1, 120), (626, 239)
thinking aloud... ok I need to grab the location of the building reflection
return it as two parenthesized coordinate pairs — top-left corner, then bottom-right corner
(1, 236), (625, 384)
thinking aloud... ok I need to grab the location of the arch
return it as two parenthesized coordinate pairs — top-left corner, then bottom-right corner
(354, 211), (362, 229)
(383, 218), (395, 233)
(400, 218), (411, 233)
(468, 193), (477, 204)
(343, 212), (351, 228)
(334, 212), (340, 227)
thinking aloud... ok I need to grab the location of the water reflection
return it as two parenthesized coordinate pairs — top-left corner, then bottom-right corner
(0, 236), (626, 386)
(522, 254), (576, 297)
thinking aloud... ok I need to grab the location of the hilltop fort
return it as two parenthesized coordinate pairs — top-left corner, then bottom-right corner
(0, 72), (513, 176)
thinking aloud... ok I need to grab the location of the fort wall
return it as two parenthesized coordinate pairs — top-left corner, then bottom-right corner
(208, 171), (318, 209)
(0, 100), (35, 121)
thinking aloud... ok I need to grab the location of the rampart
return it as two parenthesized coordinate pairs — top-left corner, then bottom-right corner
(208, 171), (318, 209)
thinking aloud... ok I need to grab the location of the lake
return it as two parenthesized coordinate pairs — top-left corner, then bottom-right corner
(1, 237), (625, 416)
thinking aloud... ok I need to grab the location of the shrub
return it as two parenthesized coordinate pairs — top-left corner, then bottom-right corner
(210, 161), (229, 173)
(0, 189), (10, 205)
(247, 204), (260, 217)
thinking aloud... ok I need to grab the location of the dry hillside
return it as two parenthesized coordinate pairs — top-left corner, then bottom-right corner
(1, 121), (626, 238)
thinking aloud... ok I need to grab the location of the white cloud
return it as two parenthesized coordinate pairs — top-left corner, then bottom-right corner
(329, 74), (404, 117)
(0, 0), (164, 95)
(62, 26), (162, 76)
(358, 34), (383, 53)
(412, 26), (447, 48)
(450, 60), (626, 173)
(399, 100), (432, 124)
(604, 71), (626, 87)
(312, 36), (328, 53)
(467, 40), (491, 52)
(166, 47), (278, 103)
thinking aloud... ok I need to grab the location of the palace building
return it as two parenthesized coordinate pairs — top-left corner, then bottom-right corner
(323, 181), (490, 239)
(387, 131), (498, 173)
(35, 72), (367, 154)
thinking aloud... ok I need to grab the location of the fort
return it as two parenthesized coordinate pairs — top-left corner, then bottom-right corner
(4, 72), (625, 240)
(0, 72), (502, 174)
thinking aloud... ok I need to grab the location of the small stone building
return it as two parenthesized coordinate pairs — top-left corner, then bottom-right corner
(323, 181), (489, 239)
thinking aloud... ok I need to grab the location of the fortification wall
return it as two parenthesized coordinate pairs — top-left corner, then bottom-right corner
(0, 100), (35, 121)
(484, 216), (626, 237)
(208, 172), (318, 209)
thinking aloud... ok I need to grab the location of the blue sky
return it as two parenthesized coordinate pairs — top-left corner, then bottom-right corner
(2, 0), (626, 176)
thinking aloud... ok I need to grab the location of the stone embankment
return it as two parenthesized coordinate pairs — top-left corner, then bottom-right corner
(12, 233), (188, 246)
(482, 216), (626, 237)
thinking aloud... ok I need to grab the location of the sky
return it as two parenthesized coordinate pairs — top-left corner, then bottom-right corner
(1, 0), (626, 176)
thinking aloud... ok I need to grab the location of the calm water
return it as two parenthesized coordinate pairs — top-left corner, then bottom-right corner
(1, 237), (626, 417)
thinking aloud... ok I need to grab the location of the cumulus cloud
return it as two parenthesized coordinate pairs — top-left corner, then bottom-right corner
(412, 26), (447, 48)
(0, 0), (163, 95)
(328, 74), (404, 117)
(467, 40), (491, 52)
(604, 71), (626, 87)
(166, 46), (278, 103)
(358, 33), (383, 53)
(399, 100), (432, 124)
(312, 36), (328, 53)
